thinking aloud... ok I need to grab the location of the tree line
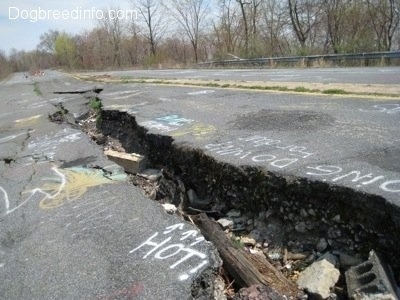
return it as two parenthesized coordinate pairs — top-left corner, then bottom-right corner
(1, 0), (400, 78)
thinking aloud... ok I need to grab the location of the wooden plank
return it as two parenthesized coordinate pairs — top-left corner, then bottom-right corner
(192, 213), (300, 298)
(104, 149), (147, 174)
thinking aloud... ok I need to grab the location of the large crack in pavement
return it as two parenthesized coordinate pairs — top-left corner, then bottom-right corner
(45, 88), (225, 299)
(50, 85), (400, 298)
(95, 108), (400, 297)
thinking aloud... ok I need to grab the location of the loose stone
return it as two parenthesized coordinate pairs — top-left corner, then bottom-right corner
(297, 258), (340, 299)
(295, 222), (307, 233)
(226, 209), (242, 218)
(161, 203), (177, 214)
(217, 218), (234, 230)
(317, 238), (329, 252)
(240, 236), (257, 247)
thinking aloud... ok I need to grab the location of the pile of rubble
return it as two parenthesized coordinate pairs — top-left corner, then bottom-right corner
(128, 165), (399, 300)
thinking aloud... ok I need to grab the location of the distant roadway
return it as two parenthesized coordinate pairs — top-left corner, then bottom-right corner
(102, 67), (400, 85)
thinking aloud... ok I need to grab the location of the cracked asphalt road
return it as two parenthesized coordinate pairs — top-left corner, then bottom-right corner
(1, 68), (400, 298)
(95, 76), (400, 207)
(0, 71), (219, 300)
(85, 67), (400, 85)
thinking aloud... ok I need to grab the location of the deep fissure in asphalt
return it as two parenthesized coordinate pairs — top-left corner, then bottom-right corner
(95, 109), (400, 283)
(49, 86), (400, 297)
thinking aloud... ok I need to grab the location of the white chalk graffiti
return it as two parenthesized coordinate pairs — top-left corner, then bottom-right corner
(156, 115), (194, 127)
(159, 97), (175, 102)
(205, 135), (314, 169)
(140, 114), (194, 133)
(1, 164), (126, 217)
(187, 90), (215, 96)
(42, 190), (126, 239)
(111, 93), (144, 100)
(0, 166), (66, 217)
(0, 185), (34, 216)
(0, 132), (27, 144)
(105, 102), (148, 113)
(140, 121), (177, 133)
(104, 90), (141, 97)
(359, 104), (400, 115)
(0, 248), (5, 269)
(0, 186), (11, 215)
(129, 223), (208, 281)
(28, 128), (82, 160)
(306, 165), (400, 193)
(204, 135), (400, 197)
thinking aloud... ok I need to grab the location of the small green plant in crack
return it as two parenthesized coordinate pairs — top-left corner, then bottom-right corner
(48, 103), (69, 124)
(33, 82), (42, 96)
(88, 97), (103, 127)
(89, 97), (102, 111)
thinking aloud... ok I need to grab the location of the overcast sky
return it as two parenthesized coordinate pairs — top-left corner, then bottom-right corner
(0, 0), (134, 54)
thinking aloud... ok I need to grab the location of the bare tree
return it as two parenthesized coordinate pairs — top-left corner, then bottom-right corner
(249, 1), (262, 39)
(132, 0), (167, 57)
(38, 30), (60, 53)
(323, 0), (347, 53)
(213, 0), (241, 58)
(169, 0), (210, 63)
(288, 0), (322, 52)
(260, 0), (290, 56)
(75, 30), (102, 69)
(236, 0), (250, 54)
(342, 0), (376, 52)
(124, 22), (146, 66)
(367, 0), (400, 51)
(0, 50), (12, 79)
(98, 8), (125, 67)
(248, 0), (262, 56)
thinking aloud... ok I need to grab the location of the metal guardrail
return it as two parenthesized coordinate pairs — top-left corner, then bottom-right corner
(199, 51), (400, 67)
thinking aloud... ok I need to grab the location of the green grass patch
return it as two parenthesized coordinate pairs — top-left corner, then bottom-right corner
(248, 85), (263, 89)
(322, 88), (348, 95)
(294, 86), (310, 93)
(276, 86), (289, 92)
(33, 82), (42, 96)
